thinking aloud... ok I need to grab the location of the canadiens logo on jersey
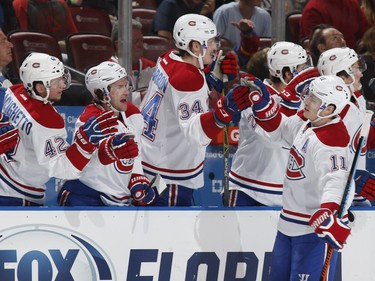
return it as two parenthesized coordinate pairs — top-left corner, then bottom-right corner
(114, 158), (134, 174)
(351, 125), (367, 155)
(286, 145), (306, 180)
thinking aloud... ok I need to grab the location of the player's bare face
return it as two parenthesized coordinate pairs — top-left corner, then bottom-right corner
(339, 62), (364, 92)
(46, 76), (66, 102)
(109, 77), (131, 112)
(202, 37), (219, 65)
(303, 93), (322, 122)
(0, 31), (13, 68)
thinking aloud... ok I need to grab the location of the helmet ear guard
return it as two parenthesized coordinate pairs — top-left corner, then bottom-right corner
(308, 75), (351, 119)
(267, 41), (311, 84)
(86, 61), (129, 111)
(317, 47), (366, 92)
(19, 52), (69, 103)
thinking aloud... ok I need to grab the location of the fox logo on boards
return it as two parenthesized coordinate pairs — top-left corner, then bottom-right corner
(0, 225), (115, 280)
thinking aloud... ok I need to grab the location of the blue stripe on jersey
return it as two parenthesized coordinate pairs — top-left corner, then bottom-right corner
(280, 213), (309, 226)
(229, 178), (283, 195)
(0, 173), (44, 199)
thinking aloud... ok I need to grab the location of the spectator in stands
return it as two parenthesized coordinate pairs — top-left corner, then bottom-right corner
(232, 18), (260, 70)
(0, 28), (13, 87)
(357, 26), (375, 101)
(151, 0), (214, 40)
(13, 0), (78, 53)
(300, 0), (368, 49)
(260, 0), (309, 14)
(111, 19), (156, 108)
(308, 25), (347, 66)
(361, 0), (375, 27)
(66, 0), (117, 19)
(245, 47), (270, 81)
(0, 0), (18, 34)
(213, 0), (271, 47)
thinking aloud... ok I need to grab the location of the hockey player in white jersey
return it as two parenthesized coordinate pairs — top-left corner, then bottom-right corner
(0, 52), (118, 206)
(58, 61), (157, 206)
(317, 47), (370, 206)
(228, 42), (317, 206)
(245, 75), (352, 281)
(140, 14), (252, 206)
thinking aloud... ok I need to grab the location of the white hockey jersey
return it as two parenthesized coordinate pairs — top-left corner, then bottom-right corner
(261, 113), (352, 236)
(0, 84), (89, 204)
(229, 82), (291, 206)
(140, 50), (212, 189)
(69, 103), (145, 206)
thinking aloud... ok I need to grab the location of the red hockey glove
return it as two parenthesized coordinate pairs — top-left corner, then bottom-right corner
(0, 123), (19, 155)
(75, 111), (118, 153)
(280, 67), (319, 109)
(129, 174), (157, 206)
(241, 76), (278, 120)
(220, 52), (238, 81)
(98, 133), (138, 165)
(206, 51), (238, 92)
(214, 85), (251, 126)
(355, 169), (375, 201)
(309, 203), (351, 250)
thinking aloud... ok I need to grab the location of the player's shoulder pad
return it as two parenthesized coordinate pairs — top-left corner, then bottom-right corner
(11, 84), (64, 129)
(313, 120), (350, 147)
(79, 104), (103, 122)
(140, 57), (156, 69)
(125, 102), (141, 117)
(168, 61), (205, 92)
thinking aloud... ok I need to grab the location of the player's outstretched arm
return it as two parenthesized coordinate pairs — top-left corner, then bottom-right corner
(279, 67), (319, 111)
(205, 50), (238, 92)
(201, 84), (251, 139)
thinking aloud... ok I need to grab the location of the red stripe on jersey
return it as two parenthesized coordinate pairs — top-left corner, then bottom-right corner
(230, 170), (283, 188)
(282, 208), (311, 219)
(142, 161), (204, 174)
(169, 184), (177, 206)
(0, 163), (44, 192)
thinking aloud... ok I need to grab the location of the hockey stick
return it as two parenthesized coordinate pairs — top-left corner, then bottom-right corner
(65, 65), (85, 81)
(320, 109), (374, 281)
(222, 69), (230, 205)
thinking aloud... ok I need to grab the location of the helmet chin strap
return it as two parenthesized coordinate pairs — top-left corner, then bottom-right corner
(187, 48), (207, 70)
(103, 95), (120, 113)
(30, 87), (52, 104)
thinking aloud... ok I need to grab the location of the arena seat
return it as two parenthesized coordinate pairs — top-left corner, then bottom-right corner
(66, 33), (114, 73)
(69, 6), (112, 36)
(7, 30), (63, 80)
(142, 36), (175, 63)
(286, 13), (302, 44)
(132, 8), (156, 35)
